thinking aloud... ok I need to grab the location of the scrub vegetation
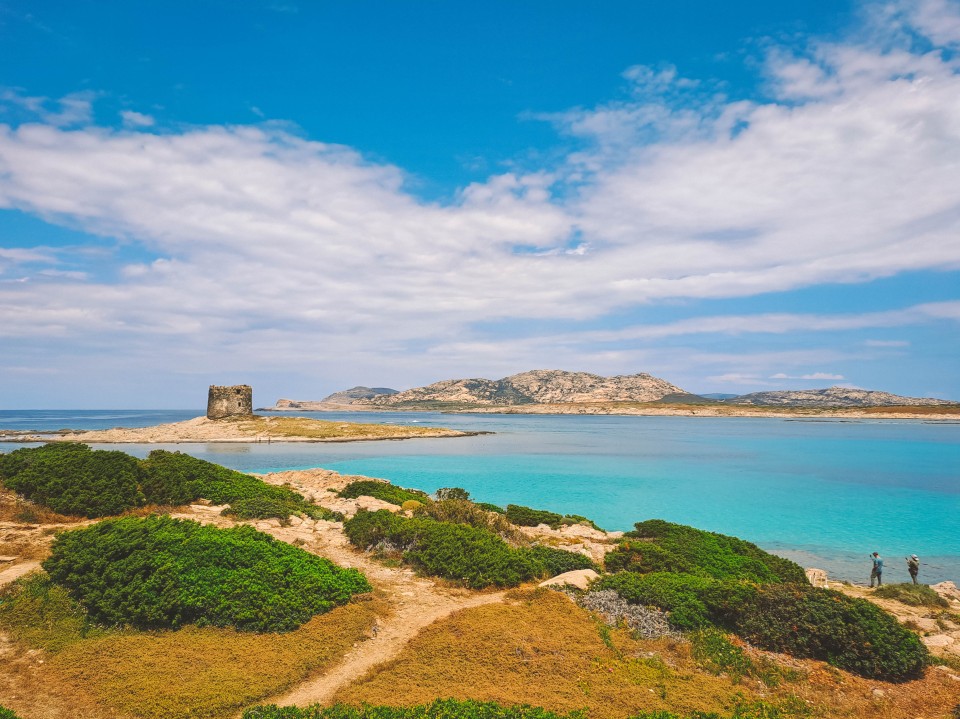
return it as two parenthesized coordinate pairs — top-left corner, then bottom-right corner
(0, 444), (330, 521)
(42, 516), (371, 631)
(597, 521), (928, 681)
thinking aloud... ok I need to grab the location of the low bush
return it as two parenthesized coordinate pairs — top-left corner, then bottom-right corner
(734, 583), (928, 681)
(0, 445), (324, 521)
(874, 582), (949, 608)
(476, 502), (505, 514)
(344, 510), (544, 588)
(338, 480), (430, 506)
(523, 545), (596, 576)
(0, 706), (22, 719)
(0, 443), (145, 517)
(414, 499), (519, 540)
(141, 450), (319, 520)
(505, 504), (563, 528)
(605, 519), (807, 583)
(561, 514), (604, 532)
(43, 516), (371, 632)
(434, 487), (470, 501)
(243, 699), (585, 719)
(600, 571), (928, 680)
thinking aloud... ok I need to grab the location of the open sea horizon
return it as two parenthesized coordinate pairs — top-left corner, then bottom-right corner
(2, 408), (958, 585)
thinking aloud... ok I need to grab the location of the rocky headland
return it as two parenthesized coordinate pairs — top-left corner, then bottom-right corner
(261, 369), (960, 419)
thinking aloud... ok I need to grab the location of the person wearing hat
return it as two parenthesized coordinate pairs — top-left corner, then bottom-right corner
(906, 554), (920, 584)
(870, 552), (884, 587)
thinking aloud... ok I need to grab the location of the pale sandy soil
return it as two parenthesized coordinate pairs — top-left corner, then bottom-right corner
(0, 415), (473, 444)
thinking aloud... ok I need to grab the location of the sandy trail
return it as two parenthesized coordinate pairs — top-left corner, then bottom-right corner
(0, 560), (42, 587)
(171, 497), (511, 710)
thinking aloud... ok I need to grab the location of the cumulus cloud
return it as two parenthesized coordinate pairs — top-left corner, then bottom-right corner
(0, 1), (959, 398)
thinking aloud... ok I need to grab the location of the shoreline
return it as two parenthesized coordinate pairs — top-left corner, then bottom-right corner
(260, 401), (960, 421)
(0, 414), (482, 444)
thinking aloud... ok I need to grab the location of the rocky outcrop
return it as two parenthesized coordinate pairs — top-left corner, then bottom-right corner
(364, 369), (686, 407)
(321, 386), (399, 404)
(726, 386), (955, 408)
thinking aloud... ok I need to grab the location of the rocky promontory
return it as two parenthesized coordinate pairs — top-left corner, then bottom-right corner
(726, 386), (956, 408)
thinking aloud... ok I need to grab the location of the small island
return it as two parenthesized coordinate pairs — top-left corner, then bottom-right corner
(0, 385), (476, 444)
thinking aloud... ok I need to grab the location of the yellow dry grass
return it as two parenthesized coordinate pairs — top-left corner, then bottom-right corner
(228, 415), (464, 440)
(40, 597), (385, 719)
(333, 589), (960, 719)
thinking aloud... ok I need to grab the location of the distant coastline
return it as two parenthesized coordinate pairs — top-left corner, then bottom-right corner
(260, 400), (960, 421)
(0, 414), (480, 444)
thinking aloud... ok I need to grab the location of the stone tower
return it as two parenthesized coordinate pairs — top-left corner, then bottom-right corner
(206, 385), (253, 420)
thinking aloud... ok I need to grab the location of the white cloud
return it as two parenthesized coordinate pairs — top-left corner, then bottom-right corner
(120, 110), (155, 128)
(0, 2), (959, 397)
(770, 372), (846, 380)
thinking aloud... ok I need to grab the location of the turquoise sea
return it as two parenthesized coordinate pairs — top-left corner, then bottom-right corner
(1, 409), (958, 585)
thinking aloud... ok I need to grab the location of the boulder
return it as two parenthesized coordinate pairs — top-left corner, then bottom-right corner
(539, 569), (600, 591)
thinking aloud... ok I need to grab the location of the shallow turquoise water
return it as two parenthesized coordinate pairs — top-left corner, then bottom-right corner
(2, 410), (957, 584)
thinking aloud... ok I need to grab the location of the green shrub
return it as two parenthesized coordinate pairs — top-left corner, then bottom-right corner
(338, 480), (429, 506)
(561, 514), (604, 532)
(0, 445), (322, 522)
(874, 583), (949, 608)
(606, 520), (807, 583)
(414, 499), (518, 539)
(601, 571), (928, 680)
(435, 487), (470, 501)
(0, 443), (145, 517)
(523, 545), (596, 576)
(344, 510), (543, 589)
(476, 502), (505, 514)
(223, 497), (343, 522)
(597, 572), (727, 630)
(43, 516), (371, 632)
(505, 504), (563, 528)
(141, 450), (317, 520)
(242, 699), (585, 719)
(0, 706), (23, 719)
(733, 583), (928, 681)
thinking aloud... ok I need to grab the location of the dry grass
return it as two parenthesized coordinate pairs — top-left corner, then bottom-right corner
(228, 416), (465, 440)
(334, 588), (960, 719)
(47, 596), (386, 719)
(0, 488), (84, 526)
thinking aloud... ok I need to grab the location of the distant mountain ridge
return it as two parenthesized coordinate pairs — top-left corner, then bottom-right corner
(724, 386), (955, 408)
(360, 369), (686, 407)
(265, 373), (957, 411)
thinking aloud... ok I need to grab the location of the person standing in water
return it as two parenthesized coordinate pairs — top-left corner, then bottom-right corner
(906, 554), (920, 584)
(870, 552), (884, 587)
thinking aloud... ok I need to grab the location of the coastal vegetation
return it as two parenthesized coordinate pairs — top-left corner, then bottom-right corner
(344, 509), (593, 588)
(42, 516), (371, 631)
(0, 444), (331, 521)
(874, 583), (950, 608)
(338, 479), (430, 506)
(0, 452), (953, 719)
(604, 520), (808, 583)
(595, 522), (928, 680)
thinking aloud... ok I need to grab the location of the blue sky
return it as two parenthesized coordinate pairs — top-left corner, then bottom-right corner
(1, 0), (959, 408)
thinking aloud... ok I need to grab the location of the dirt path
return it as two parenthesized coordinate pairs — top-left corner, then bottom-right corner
(0, 560), (41, 587)
(169, 502), (511, 709)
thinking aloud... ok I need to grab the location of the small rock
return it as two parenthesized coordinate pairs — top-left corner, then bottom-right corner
(871, 688), (885, 699)
(921, 634), (954, 648)
(539, 569), (600, 591)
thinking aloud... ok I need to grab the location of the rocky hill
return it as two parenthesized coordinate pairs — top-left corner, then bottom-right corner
(361, 370), (686, 407)
(322, 386), (399, 403)
(726, 386), (955, 408)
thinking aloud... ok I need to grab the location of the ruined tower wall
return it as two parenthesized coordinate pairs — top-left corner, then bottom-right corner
(207, 385), (253, 420)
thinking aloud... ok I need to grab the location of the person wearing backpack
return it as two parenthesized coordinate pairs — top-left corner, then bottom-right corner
(906, 554), (920, 584)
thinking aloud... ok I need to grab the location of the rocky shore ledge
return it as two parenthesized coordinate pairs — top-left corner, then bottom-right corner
(0, 415), (477, 444)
